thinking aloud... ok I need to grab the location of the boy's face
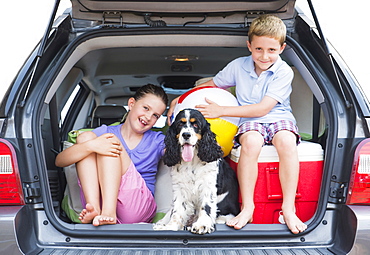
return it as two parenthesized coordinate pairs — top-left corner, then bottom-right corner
(247, 36), (286, 76)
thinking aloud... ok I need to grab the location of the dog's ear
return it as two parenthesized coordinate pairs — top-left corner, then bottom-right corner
(198, 122), (223, 162)
(163, 123), (182, 167)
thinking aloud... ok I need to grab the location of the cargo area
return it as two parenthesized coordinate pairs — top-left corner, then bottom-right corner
(40, 32), (328, 236)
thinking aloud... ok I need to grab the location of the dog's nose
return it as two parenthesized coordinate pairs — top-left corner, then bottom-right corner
(182, 132), (191, 140)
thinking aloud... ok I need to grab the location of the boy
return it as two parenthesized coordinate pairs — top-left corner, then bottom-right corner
(168, 15), (307, 234)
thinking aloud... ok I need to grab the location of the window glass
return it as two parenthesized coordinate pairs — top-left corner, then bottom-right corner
(59, 85), (81, 127)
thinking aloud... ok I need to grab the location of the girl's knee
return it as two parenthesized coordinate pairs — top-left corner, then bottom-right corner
(76, 131), (96, 144)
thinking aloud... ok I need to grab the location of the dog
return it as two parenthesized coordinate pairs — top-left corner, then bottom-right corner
(153, 108), (240, 234)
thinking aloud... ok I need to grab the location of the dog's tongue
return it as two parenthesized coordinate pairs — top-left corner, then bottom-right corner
(182, 144), (194, 162)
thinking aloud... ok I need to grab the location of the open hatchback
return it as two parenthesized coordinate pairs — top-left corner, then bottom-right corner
(1, 0), (370, 254)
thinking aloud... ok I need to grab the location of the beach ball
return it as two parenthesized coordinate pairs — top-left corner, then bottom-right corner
(173, 86), (240, 156)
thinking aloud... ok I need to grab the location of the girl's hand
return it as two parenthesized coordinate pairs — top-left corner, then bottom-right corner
(90, 133), (122, 157)
(195, 98), (222, 119)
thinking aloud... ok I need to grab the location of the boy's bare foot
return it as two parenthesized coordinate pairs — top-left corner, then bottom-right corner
(282, 211), (307, 234)
(226, 208), (254, 230)
(92, 215), (117, 226)
(79, 203), (99, 224)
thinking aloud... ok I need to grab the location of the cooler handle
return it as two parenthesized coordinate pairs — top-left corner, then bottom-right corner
(266, 167), (302, 200)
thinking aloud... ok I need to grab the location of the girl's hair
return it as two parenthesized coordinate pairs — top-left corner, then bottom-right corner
(121, 84), (168, 123)
(248, 14), (286, 46)
(134, 84), (168, 106)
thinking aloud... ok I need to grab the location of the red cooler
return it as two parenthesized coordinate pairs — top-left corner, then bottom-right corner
(227, 141), (324, 224)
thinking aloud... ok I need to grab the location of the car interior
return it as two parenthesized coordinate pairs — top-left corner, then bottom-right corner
(41, 32), (327, 227)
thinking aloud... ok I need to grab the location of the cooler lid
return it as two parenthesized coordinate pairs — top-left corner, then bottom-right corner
(230, 141), (324, 163)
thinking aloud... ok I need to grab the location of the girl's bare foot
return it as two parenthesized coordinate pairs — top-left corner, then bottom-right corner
(92, 215), (117, 226)
(79, 203), (99, 224)
(282, 211), (307, 234)
(226, 207), (254, 230)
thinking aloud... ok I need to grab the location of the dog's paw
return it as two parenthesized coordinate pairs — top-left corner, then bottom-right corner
(189, 222), (215, 234)
(153, 221), (184, 231)
(189, 217), (215, 234)
(153, 223), (165, 231)
(215, 214), (235, 224)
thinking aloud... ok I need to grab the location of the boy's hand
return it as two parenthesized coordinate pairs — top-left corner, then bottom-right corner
(195, 98), (222, 118)
(167, 96), (180, 125)
(90, 133), (122, 157)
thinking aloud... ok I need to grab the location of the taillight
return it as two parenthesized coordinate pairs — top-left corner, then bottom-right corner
(0, 139), (25, 205)
(347, 138), (370, 205)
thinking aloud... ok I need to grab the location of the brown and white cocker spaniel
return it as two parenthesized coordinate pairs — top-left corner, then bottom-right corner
(154, 108), (240, 234)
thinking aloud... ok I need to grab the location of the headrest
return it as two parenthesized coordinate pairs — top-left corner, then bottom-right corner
(93, 105), (127, 119)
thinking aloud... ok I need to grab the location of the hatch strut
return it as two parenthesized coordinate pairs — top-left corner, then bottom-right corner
(19, 0), (61, 107)
(307, 0), (352, 109)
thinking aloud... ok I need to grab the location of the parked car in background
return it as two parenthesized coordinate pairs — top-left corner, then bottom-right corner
(0, 0), (369, 254)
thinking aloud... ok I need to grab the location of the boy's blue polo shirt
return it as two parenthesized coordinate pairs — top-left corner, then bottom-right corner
(213, 55), (296, 126)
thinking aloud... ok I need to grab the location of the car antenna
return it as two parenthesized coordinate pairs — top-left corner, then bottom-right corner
(307, 0), (352, 109)
(19, 0), (61, 108)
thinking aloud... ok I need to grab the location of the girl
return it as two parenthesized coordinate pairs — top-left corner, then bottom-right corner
(56, 84), (168, 226)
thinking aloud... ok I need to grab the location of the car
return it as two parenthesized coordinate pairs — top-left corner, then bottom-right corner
(1, 0), (369, 254)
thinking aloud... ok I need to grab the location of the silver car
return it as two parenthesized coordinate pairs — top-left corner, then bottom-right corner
(0, 0), (369, 254)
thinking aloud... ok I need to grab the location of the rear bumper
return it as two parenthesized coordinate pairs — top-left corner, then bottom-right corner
(2, 205), (369, 254)
(348, 205), (370, 254)
(0, 206), (23, 255)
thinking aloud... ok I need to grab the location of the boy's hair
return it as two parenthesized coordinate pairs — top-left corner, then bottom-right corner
(134, 83), (168, 107)
(248, 15), (286, 46)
